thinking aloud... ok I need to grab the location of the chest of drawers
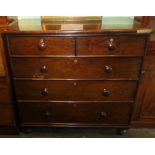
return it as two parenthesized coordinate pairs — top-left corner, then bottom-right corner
(2, 25), (151, 133)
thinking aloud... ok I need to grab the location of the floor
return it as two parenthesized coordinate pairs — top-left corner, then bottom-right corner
(1, 128), (155, 138)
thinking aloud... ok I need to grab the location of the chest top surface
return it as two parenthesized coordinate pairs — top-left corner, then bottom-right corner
(1, 18), (153, 35)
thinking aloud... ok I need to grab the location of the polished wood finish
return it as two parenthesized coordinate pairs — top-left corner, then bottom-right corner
(18, 102), (131, 126)
(139, 57), (155, 118)
(77, 36), (146, 56)
(131, 17), (155, 128)
(11, 57), (141, 79)
(132, 55), (155, 127)
(9, 37), (75, 55)
(5, 17), (152, 34)
(9, 35), (146, 56)
(15, 80), (137, 101)
(4, 33), (148, 129)
(41, 16), (102, 22)
(2, 18), (151, 131)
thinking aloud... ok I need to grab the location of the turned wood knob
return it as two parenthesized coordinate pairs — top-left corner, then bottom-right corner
(40, 65), (48, 73)
(107, 38), (116, 51)
(38, 39), (47, 50)
(99, 111), (107, 118)
(41, 88), (48, 96)
(105, 65), (113, 73)
(102, 89), (110, 96)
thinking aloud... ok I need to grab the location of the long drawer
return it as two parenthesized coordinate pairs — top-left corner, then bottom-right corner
(15, 81), (137, 101)
(9, 36), (75, 55)
(18, 102), (131, 125)
(12, 57), (141, 79)
(77, 36), (146, 56)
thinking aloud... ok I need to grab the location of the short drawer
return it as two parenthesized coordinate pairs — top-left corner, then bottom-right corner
(15, 81), (137, 101)
(18, 102), (131, 125)
(77, 36), (146, 56)
(0, 105), (15, 126)
(9, 36), (75, 55)
(12, 57), (141, 80)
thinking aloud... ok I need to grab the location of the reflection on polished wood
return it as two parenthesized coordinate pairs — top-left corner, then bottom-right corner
(41, 16), (102, 31)
(42, 22), (102, 31)
(41, 16), (102, 22)
(5, 17), (153, 34)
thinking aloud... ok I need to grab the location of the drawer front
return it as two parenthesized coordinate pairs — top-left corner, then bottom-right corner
(0, 105), (15, 125)
(77, 36), (146, 56)
(18, 102), (131, 125)
(9, 37), (75, 55)
(15, 81), (137, 101)
(12, 57), (141, 79)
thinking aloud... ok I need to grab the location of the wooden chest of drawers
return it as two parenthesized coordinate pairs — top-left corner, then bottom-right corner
(3, 28), (150, 132)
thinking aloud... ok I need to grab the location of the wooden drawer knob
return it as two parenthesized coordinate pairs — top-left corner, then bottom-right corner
(41, 88), (48, 96)
(102, 89), (110, 96)
(105, 65), (113, 73)
(38, 39), (47, 50)
(107, 38), (116, 51)
(40, 65), (48, 73)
